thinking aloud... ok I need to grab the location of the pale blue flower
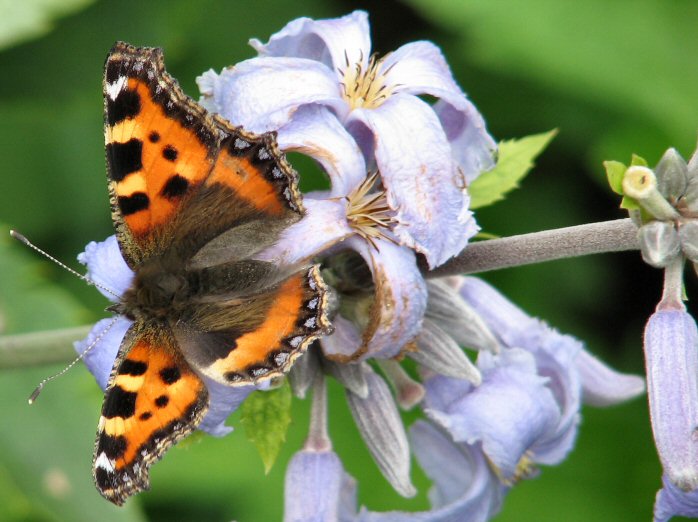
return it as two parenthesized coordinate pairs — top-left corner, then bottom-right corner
(645, 309), (698, 521)
(284, 449), (357, 522)
(256, 104), (428, 361)
(357, 421), (505, 522)
(74, 236), (257, 437)
(197, 10), (496, 267)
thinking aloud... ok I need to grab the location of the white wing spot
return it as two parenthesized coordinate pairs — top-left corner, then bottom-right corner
(106, 76), (128, 101)
(235, 138), (250, 149)
(289, 336), (303, 348)
(308, 298), (318, 310)
(305, 317), (317, 328)
(95, 452), (115, 473)
(271, 167), (283, 178)
(274, 352), (290, 365)
(257, 148), (271, 160)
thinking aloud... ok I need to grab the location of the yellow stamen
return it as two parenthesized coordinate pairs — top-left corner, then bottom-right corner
(338, 52), (396, 110)
(346, 172), (396, 248)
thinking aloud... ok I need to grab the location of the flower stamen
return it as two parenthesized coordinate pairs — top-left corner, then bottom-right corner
(339, 53), (395, 110)
(346, 172), (396, 248)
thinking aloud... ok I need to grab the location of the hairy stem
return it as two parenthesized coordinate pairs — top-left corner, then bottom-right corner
(0, 325), (92, 369)
(428, 218), (639, 277)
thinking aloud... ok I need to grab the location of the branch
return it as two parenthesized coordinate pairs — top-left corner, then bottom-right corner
(429, 218), (639, 277)
(0, 325), (92, 369)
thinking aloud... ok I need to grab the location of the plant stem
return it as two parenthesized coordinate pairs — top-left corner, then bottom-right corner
(428, 218), (639, 277)
(304, 374), (331, 452)
(0, 325), (92, 369)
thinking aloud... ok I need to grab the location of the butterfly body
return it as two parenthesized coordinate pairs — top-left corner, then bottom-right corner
(92, 42), (331, 505)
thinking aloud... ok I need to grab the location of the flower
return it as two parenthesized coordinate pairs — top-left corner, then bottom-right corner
(255, 104), (428, 362)
(645, 309), (698, 521)
(197, 10), (496, 267)
(284, 448), (357, 522)
(421, 275), (644, 483)
(74, 236), (258, 436)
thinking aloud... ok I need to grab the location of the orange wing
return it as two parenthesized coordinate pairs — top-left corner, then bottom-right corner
(175, 266), (332, 384)
(93, 322), (208, 505)
(104, 42), (304, 268)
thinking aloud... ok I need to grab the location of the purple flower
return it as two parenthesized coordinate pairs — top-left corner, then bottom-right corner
(74, 236), (258, 437)
(645, 309), (698, 520)
(419, 275), (645, 483)
(255, 104), (428, 361)
(284, 449), (357, 522)
(197, 10), (496, 267)
(358, 421), (506, 522)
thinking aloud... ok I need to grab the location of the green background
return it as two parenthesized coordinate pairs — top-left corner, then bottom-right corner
(1, 0), (696, 520)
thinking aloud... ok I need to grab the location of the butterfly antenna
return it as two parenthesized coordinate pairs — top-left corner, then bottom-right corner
(9, 229), (120, 299)
(28, 316), (119, 404)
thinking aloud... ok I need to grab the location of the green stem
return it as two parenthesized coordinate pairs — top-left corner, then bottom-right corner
(0, 325), (92, 369)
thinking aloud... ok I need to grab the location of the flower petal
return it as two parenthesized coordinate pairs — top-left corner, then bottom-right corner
(284, 449), (354, 522)
(433, 100), (497, 184)
(198, 378), (257, 437)
(358, 421), (505, 522)
(276, 104), (367, 195)
(251, 10), (371, 73)
(346, 366), (416, 497)
(256, 197), (353, 265)
(74, 317), (132, 390)
(644, 310), (698, 491)
(575, 348), (645, 407)
(352, 237), (427, 359)
(350, 94), (478, 267)
(654, 474), (698, 522)
(321, 315), (365, 361)
(77, 235), (133, 301)
(456, 276), (544, 349)
(199, 57), (344, 133)
(424, 349), (560, 479)
(380, 41), (496, 183)
(425, 279), (499, 353)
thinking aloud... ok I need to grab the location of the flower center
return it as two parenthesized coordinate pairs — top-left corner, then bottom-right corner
(346, 172), (396, 248)
(339, 52), (395, 110)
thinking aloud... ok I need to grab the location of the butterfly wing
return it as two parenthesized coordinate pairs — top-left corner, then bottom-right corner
(93, 322), (208, 505)
(104, 42), (303, 268)
(176, 266), (331, 384)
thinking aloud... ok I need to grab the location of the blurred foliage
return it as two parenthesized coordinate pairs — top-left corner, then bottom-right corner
(0, 0), (694, 520)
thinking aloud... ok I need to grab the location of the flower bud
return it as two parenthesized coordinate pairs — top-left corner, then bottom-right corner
(655, 148), (688, 200)
(679, 221), (698, 263)
(638, 221), (680, 268)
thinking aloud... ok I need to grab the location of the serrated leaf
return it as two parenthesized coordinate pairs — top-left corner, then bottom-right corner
(469, 129), (557, 209)
(240, 380), (292, 474)
(603, 160), (627, 195)
(631, 154), (649, 167)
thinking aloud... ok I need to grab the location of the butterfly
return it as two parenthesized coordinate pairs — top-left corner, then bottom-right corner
(93, 42), (331, 505)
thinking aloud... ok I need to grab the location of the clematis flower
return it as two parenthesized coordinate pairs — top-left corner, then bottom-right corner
(74, 236), (259, 437)
(420, 275), (644, 483)
(358, 421), (506, 522)
(645, 309), (698, 521)
(197, 10), (496, 267)
(255, 104), (429, 362)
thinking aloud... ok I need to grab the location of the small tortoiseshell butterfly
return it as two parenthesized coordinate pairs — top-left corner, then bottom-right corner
(94, 42), (331, 504)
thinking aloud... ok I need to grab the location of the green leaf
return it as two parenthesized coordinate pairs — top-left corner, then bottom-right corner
(240, 381), (292, 474)
(469, 129), (557, 209)
(603, 160), (627, 195)
(630, 154), (649, 167)
(0, 0), (96, 51)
